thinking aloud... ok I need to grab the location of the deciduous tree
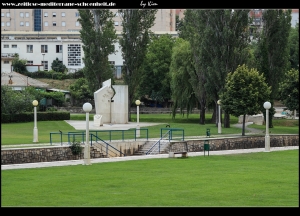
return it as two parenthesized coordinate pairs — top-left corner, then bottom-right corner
(78, 9), (117, 92)
(220, 64), (271, 136)
(118, 9), (157, 121)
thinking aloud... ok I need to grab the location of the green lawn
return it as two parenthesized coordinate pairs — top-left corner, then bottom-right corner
(1, 113), (298, 145)
(1, 150), (298, 207)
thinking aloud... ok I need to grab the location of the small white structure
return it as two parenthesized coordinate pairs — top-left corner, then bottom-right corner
(93, 79), (128, 126)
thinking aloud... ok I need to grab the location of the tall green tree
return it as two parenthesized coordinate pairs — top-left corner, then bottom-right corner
(255, 9), (292, 128)
(138, 34), (176, 107)
(118, 9), (157, 121)
(288, 23), (299, 70)
(278, 68), (299, 112)
(220, 64), (271, 136)
(169, 38), (198, 119)
(181, 9), (251, 127)
(78, 9), (117, 92)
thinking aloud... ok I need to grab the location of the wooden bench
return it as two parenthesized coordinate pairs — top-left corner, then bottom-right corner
(169, 151), (188, 158)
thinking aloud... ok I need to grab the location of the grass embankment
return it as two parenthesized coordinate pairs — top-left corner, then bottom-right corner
(1, 150), (298, 207)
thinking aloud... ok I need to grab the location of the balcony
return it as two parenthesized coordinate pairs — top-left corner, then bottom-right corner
(1, 53), (18, 60)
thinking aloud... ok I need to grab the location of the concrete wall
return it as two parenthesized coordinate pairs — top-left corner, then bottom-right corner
(111, 85), (128, 124)
(1, 135), (298, 165)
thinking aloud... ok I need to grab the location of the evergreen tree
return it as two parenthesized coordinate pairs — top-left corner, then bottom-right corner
(118, 9), (157, 121)
(78, 9), (117, 92)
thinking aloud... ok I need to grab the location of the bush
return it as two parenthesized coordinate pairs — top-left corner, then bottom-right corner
(69, 140), (83, 156)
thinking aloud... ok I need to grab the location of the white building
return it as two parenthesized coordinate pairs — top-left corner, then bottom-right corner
(1, 31), (124, 77)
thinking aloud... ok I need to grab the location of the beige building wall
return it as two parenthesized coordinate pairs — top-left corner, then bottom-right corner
(1, 9), (176, 32)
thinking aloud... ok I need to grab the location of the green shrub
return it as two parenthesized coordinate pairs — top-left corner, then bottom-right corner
(69, 140), (83, 155)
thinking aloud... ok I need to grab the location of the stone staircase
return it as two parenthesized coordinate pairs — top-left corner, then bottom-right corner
(133, 140), (170, 156)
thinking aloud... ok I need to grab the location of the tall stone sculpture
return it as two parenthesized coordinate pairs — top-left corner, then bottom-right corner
(93, 79), (128, 126)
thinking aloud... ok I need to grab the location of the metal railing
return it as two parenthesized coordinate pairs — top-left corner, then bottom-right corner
(90, 134), (126, 157)
(160, 128), (184, 141)
(145, 130), (171, 155)
(49, 128), (149, 145)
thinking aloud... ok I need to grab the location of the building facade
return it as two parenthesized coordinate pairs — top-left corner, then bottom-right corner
(1, 9), (177, 76)
(1, 9), (176, 32)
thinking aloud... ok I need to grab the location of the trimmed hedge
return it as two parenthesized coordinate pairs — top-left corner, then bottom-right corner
(1, 112), (70, 123)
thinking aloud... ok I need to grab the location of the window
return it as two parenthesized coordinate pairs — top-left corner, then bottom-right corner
(68, 44), (81, 66)
(3, 44), (9, 48)
(109, 61), (115, 65)
(26, 21), (29, 27)
(20, 12), (24, 17)
(62, 21), (66, 27)
(12, 44), (17, 48)
(6, 12), (10, 17)
(75, 12), (79, 17)
(1, 13), (4, 17)
(20, 21), (24, 26)
(44, 12), (48, 17)
(61, 12), (65, 17)
(52, 12), (56, 17)
(6, 22), (10, 26)
(44, 21), (48, 26)
(53, 22), (56, 26)
(41, 45), (48, 53)
(42, 61), (48, 70)
(27, 61), (33, 65)
(75, 21), (79, 26)
(114, 21), (119, 26)
(4, 61), (9, 64)
(27, 45), (33, 53)
(1, 22), (5, 27)
(56, 45), (63, 53)
(25, 12), (29, 17)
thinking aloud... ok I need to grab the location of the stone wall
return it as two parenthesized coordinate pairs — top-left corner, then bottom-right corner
(169, 135), (299, 153)
(1, 135), (298, 165)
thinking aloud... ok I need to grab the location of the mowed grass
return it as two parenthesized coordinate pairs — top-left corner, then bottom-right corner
(1, 114), (299, 145)
(1, 150), (298, 207)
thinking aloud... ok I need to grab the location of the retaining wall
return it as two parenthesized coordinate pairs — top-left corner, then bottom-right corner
(1, 135), (298, 165)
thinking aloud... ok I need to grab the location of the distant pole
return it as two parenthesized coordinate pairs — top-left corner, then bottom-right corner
(217, 100), (221, 134)
(83, 102), (92, 165)
(32, 100), (39, 142)
(135, 100), (141, 138)
(263, 101), (271, 152)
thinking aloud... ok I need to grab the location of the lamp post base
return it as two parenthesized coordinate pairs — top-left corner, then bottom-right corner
(265, 135), (270, 152)
(33, 128), (38, 142)
(136, 125), (140, 138)
(83, 144), (91, 165)
(218, 123), (221, 134)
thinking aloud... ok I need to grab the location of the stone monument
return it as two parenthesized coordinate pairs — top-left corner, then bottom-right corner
(93, 79), (128, 126)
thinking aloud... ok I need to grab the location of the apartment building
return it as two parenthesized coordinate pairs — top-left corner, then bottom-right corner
(1, 9), (176, 32)
(1, 9), (177, 75)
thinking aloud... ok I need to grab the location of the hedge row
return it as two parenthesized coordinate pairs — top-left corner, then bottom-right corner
(22, 70), (84, 80)
(1, 112), (71, 123)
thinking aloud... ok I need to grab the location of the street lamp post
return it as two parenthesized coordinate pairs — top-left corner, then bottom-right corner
(135, 100), (141, 138)
(263, 101), (271, 152)
(32, 100), (39, 142)
(42, 54), (45, 71)
(217, 100), (221, 134)
(83, 102), (92, 165)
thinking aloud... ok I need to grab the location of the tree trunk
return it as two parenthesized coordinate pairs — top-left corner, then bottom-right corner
(224, 112), (230, 128)
(199, 107), (205, 124)
(211, 106), (217, 124)
(242, 114), (246, 136)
